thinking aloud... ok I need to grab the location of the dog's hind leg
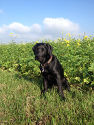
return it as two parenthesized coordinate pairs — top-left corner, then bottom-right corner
(56, 75), (65, 100)
(62, 77), (70, 91)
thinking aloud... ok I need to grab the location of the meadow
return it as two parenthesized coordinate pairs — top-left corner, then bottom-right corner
(0, 36), (94, 124)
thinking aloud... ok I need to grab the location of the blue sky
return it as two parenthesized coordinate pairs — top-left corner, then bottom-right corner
(0, 0), (94, 43)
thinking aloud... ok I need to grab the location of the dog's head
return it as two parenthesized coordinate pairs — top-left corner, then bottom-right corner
(32, 43), (53, 64)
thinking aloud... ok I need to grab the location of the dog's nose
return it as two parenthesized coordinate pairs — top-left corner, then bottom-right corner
(35, 56), (39, 60)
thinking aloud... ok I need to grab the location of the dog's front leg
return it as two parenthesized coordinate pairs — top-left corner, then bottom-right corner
(41, 78), (48, 94)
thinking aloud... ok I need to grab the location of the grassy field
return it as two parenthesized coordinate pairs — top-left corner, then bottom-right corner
(0, 69), (94, 125)
(0, 36), (94, 124)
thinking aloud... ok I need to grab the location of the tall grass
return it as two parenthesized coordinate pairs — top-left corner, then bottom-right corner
(0, 69), (94, 124)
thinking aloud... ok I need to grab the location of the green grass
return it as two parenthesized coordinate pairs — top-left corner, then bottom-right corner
(0, 69), (94, 125)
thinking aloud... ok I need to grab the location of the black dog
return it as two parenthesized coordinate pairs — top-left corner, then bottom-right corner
(32, 43), (70, 100)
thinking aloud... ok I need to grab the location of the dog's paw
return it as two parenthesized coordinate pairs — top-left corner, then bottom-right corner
(60, 96), (66, 101)
(67, 87), (71, 92)
(62, 96), (66, 101)
(41, 89), (46, 95)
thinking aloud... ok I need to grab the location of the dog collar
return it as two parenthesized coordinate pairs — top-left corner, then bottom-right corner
(47, 56), (52, 65)
(41, 56), (52, 72)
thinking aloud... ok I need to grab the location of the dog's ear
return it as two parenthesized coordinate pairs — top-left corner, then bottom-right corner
(32, 46), (35, 52)
(32, 44), (37, 52)
(45, 43), (53, 56)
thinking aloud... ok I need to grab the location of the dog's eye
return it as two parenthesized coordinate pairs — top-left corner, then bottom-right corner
(37, 48), (44, 52)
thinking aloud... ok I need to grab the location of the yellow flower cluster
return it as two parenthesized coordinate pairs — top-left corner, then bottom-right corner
(64, 38), (70, 47)
(9, 33), (18, 38)
(35, 41), (39, 43)
(84, 35), (88, 39)
(9, 33), (14, 37)
(67, 44), (70, 47)
(77, 39), (81, 46)
(58, 38), (62, 41)
(77, 42), (81, 46)
(66, 33), (71, 38)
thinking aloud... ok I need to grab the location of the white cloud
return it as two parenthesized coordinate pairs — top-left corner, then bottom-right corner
(0, 18), (80, 43)
(8, 22), (31, 33)
(31, 24), (42, 33)
(0, 25), (8, 33)
(0, 23), (41, 34)
(43, 18), (79, 33)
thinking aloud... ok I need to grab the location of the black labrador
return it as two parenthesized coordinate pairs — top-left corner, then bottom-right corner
(32, 43), (70, 100)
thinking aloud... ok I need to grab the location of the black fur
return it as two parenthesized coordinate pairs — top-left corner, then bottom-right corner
(32, 43), (70, 100)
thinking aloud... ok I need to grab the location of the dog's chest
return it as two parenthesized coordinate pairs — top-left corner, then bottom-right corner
(40, 65), (54, 79)
(40, 64), (49, 73)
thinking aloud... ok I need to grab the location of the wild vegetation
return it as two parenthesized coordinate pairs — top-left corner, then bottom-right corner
(0, 35), (94, 85)
(0, 36), (94, 124)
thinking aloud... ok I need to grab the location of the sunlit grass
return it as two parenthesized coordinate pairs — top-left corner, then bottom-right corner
(0, 69), (94, 124)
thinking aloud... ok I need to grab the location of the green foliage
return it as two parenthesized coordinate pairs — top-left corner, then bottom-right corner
(0, 37), (94, 85)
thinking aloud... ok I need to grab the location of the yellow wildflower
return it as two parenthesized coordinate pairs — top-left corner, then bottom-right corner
(66, 33), (71, 40)
(78, 39), (81, 42)
(9, 33), (14, 37)
(75, 77), (80, 82)
(54, 40), (57, 43)
(64, 38), (70, 43)
(68, 33), (71, 37)
(58, 38), (61, 41)
(35, 41), (39, 43)
(10, 33), (14, 34)
(83, 78), (90, 83)
(66, 40), (69, 43)
(77, 42), (81, 46)
(66, 33), (71, 37)
(67, 43), (70, 47)
(64, 38), (66, 41)
(84, 35), (88, 39)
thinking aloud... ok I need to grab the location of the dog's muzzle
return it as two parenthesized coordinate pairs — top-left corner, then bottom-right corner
(35, 56), (43, 61)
